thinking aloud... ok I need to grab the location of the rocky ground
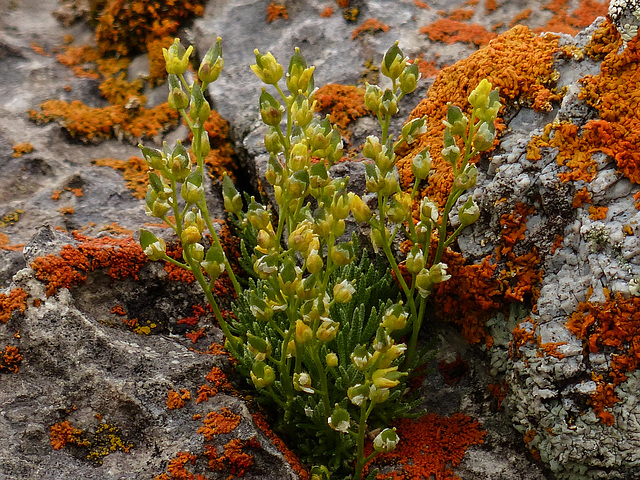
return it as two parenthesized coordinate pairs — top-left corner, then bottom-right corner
(1, 1), (639, 479)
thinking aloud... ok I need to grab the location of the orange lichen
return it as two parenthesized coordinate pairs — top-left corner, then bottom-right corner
(448, 8), (474, 21)
(94, 157), (149, 199)
(588, 205), (608, 220)
(314, 84), (371, 139)
(351, 18), (390, 40)
(1, 345), (23, 373)
(572, 187), (592, 208)
(321, 6), (334, 17)
(30, 234), (148, 297)
(251, 412), (310, 479)
(167, 389), (192, 410)
(156, 451), (198, 480)
(579, 21), (640, 184)
(267, 2), (289, 22)
(197, 408), (242, 440)
(510, 8), (532, 27)
(0, 288), (28, 323)
(536, 0), (609, 36)
(336, 0), (349, 7)
(567, 290), (640, 423)
(12, 142), (34, 157)
(164, 243), (196, 284)
(50, 421), (82, 450)
(420, 18), (497, 46)
(203, 437), (261, 476)
(488, 380), (508, 410)
(364, 412), (486, 479)
(485, 0), (497, 12)
(146, 36), (175, 87)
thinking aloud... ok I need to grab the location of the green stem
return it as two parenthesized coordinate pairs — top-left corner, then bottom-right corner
(353, 401), (375, 480)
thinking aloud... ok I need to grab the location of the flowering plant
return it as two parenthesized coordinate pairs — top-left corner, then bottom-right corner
(138, 38), (500, 480)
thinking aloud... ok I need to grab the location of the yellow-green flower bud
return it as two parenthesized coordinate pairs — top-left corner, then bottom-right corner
(189, 242), (205, 262)
(365, 162), (382, 193)
(416, 267), (433, 298)
(379, 168), (400, 197)
(370, 226), (390, 254)
(373, 327), (392, 352)
(373, 428), (399, 453)
(381, 41), (406, 80)
(331, 190), (350, 220)
(453, 164), (478, 191)
(351, 345), (372, 371)
(443, 104), (468, 137)
(327, 404), (350, 433)
(401, 116), (427, 145)
(295, 319), (313, 345)
(259, 88), (284, 127)
(251, 361), (275, 389)
(333, 279), (355, 303)
(289, 220), (314, 253)
(181, 225), (201, 245)
(170, 141), (191, 182)
(309, 162), (330, 190)
(405, 247), (425, 275)
(199, 130), (211, 158)
(163, 38), (193, 76)
(247, 197), (270, 230)
(250, 49), (283, 85)
(294, 372), (314, 393)
(188, 82), (211, 126)
(375, 145), (395, 173)
(316, 318), (339, 342)
(305, 249), (323, 274)
(429, 262), (451, 284)
(331, 242), (354, 266)
(291, 96), (314, 128)
(372, 366), (404, 389)
(198, 37), (224, 85)
(473, 121), (496, 152)
(326, 352), (339, 367)
(145, 190), (170, 218)
(378, 343), (407, 368)
(368, 384), (390, 404)
(181, 171), (204, 204)
(387, 192), (412, 224)
(289, 141), (310, 172)
(379, 89), (398, 116)
(265, 128), (284, 155)
(140, 229), (166, 261)
(411, 147), (431, 181)
(247, 333), (271, 361)
(167, 74), (189, 111)
(139, 144), (166, 170)
(399, 61), (420, 94)
(222, 174), (243, 215)
(458, 197), (480, 227)
(287, 47), (315, 94)
(348, 192), (372, 223)
(362, 135), (383, 160)
(256, 227), (277, 253)
(364, 83), (383, 112)
(468, 78), (492, 111)
(420, 198), (439, 224)
(381, 303), (408, 332)
(442, 144), (461, 167)
(347, 383), (369, 406)
(287, 169), (309, 199)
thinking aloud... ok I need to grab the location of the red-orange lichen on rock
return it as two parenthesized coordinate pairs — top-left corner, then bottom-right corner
(267, 2), (289, 22)
(203, 437), (261, 477)
(485, 0), (497, 12)
(50, 421), (82, 450)
(567, 289), (640, 423)
(0, 288), (28, 323)
(364, 412), (486, 479)
(588, 205), (608, 220)
(572, 186), (592, 208)
(167, 389), (192, 410)
(30, 233), (148, 297)
(12, 142), (34, 157)
(351, 18), (390, 40)
(197, 407), (242, 440)
(487, 380), (508, 410)
(1, 345), (23, 373)
(420, 18), (497, 46)
(579, 20), (640, 184)
(400, 26), (559, 207)
(448, 8), (475, 21)
(314, 84), (371, 139)
(251, 412), (310, 479)
(321, 6), (334, 17)
(157, 451), (198, 480)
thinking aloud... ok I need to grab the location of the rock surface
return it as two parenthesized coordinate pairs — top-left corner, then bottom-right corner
(2, 0), (638, 479)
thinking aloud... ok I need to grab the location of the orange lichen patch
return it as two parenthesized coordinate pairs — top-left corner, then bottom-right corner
(364, 412), (486, 479)
(267, 2), (289, 22)
(488, 380), (508, 410)
(572, 187), (592, 208)
(579, 22), (640, 184)
(94, 157), (149, 199)
(0, 345), (23, 373)
(567, 290), (640, 423)
(351, 18), (390, 40)
(30, 234), (148, 297)
(50, 421), (82, 450)
(510, 8), (532, 27)
(51, 190), (62, 201)
(30, 41), (50, 56)
(185, 329), (206, 343)
(94, 0), (206, 57)
(400, 26), (559, 207)
(336, 0), (349, 7)
(164, 243), (196, 284)
(551, 234), (564, 253)
(536, 0), (609, 36)
(314, 84), (371, 138)
(510, 320), (538, 358)
(167, 389), (192, 410)
(589, 374), (619, 425)
(588, 205), (608, 220)
(0, 288), (28, 323)
(448, 8), (474, 21)
(99, 73), (145, 106)
(30, 100), (179, 143)
(538, 341), (567, 359)
(197, 408), (242, 440)
(251, 412), (310, 479)
(321, 6), (334, 17)
(485, 0), (498, 12)
(12, 142), (34, 157)
(57, 206), (75, 215)
(204, 438), (261, 476)
(155, 451), (198, 480)
(56, 44), (101, 79)
(420, 19), (497, 46)
(584, 18), (620, 60)
(412, 56), (442, 78)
